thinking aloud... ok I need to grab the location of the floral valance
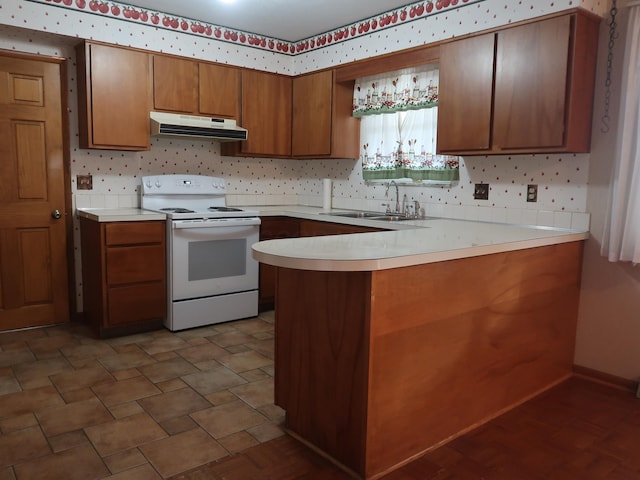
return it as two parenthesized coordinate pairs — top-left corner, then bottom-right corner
(353, 67), (438, 117)
(363, 152), (460, 183)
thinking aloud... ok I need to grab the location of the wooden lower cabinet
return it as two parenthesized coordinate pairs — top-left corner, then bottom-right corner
(274, 241), (584, 479)
(80, 218), (166, 337)
(258, 217), (384, 310)
(298, 219), (382, 237)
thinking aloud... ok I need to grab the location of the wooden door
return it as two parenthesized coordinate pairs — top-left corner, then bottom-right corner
(0, 53), (70, 331)
(493, 16), (570, 150)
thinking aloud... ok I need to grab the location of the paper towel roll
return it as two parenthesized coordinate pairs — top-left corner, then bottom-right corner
(322, 178), (332, 211)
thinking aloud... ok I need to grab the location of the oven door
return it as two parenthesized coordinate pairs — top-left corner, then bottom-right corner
(170, 217), (260, 301)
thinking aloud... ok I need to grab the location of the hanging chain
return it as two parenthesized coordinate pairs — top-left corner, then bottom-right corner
(602, 0), (619, 133)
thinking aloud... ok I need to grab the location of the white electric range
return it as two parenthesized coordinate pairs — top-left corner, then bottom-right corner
(141, 174), (261, 331)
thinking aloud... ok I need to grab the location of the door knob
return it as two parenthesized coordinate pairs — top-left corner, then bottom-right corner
(51, 209), (62, 219)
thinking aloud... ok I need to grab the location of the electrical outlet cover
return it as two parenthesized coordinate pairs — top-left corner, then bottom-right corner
(77, 174), (93, 190)
(474, 183), (489, 200)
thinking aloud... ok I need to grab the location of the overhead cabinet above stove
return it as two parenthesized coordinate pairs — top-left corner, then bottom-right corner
(437, 10), (599, 156)
(151, 55), (241, 120)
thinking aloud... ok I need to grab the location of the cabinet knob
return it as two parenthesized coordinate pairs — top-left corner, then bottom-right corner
(51, 209), (62, 220)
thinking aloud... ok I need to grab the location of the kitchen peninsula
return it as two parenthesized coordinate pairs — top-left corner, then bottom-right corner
(252, 217), (588, 479)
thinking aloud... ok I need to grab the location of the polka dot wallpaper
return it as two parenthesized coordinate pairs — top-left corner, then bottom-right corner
(0, 0), (606, 227)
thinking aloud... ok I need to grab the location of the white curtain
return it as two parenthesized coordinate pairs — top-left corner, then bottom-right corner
(602, 4), (640, 264)
(360, 108), (438, 161)
(355, 67), (459, 183)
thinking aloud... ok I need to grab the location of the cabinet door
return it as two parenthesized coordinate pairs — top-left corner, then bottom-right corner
(437, 33), (495, 153)
(199, 63), (240, 118)
(493, 16), (570, 150)
(240, 70), (292, 156)
(153, 55), (198, 113)
(292, 70), (333, 156)
(78, 43), (150, 150)
(108, 283), (166, 326)
(292, 71), (360, 159)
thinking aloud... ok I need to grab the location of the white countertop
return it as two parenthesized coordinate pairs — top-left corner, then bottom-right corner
(248, 206), (589, 271)
(76, 208), (167, 222)
(76, 206), (589, 272)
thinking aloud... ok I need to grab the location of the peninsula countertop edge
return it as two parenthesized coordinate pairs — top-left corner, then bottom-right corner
(249, 206), (589, 272)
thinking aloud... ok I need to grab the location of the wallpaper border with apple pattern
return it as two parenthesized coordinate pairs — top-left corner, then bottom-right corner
(26, 0), (486, 55)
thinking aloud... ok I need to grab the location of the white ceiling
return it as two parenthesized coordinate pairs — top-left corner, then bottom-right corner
(123, 0), (415, 42)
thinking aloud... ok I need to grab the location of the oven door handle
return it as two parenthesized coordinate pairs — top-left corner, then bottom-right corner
(172, 218), (261, 229)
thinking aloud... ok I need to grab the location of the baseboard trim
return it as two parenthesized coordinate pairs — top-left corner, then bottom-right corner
(573, 364), (638, 394)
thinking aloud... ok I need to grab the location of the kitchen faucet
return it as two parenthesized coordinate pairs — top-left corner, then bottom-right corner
(385, 180), (400, 214)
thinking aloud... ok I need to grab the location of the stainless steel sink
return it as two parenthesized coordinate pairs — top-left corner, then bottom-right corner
(322, 211), (384, 218)
(368, 215), (414, 222)
(321, 211), (417, 222)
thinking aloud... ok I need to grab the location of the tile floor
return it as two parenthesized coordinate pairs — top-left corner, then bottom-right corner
(0, 311), (284, 480)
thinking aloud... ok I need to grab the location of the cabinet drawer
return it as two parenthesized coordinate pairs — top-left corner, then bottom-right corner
(107, 282), (166, 326)
(106, 244), (165, 285)
(105, 222), (165, 246)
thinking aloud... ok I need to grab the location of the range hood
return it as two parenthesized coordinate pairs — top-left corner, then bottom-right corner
(150, 111), (248, 142)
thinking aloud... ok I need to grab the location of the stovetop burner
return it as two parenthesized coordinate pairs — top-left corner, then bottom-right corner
(141, 175), (259, 220)
(160, 208), (196, 214)
(208, 206), (243, 212)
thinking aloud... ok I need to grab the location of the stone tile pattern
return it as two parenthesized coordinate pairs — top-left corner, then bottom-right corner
(0, 312), (283, 479)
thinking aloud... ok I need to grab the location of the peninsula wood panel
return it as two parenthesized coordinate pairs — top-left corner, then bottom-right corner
(273, 241), (584, 479)
(275, 269), (371, 475)
(365, 241), (583, 477)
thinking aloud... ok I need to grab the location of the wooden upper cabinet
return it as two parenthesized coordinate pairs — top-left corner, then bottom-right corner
(292, 70), (360, 159)
(437, 33), (495, 153)
(437, 11), (599, 155)
(493, 15), (570, 150)
(199, 63), (240, 119)
(152, 55), (198, 113)
(229, 69), (292, 157)
(76, 42), (150, 150)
